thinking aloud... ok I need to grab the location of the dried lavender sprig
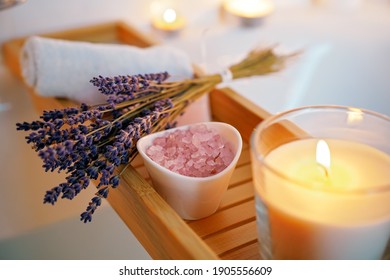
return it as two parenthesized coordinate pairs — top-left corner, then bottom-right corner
(16, 103), (105, 153)
(19, 103), (120, 205)
(79, 98), (174, 223)
(20, 94), (173, 222)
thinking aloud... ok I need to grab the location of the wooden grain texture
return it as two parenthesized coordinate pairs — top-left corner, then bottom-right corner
(209, 87), (272, 142)
(204, 220), (258, 256)
(184, 145), (259, 259)
(108, 165), (218, 259)
(183, 87), (271, 259)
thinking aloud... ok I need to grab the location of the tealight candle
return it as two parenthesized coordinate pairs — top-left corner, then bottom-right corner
(251, 106), (390, 259)
(222, 0), (274, 26)
(151, 7), (186, 34)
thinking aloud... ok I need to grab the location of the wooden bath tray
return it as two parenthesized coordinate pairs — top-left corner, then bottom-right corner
(2, 21), (274, 259)
(119, 87), (272, 260)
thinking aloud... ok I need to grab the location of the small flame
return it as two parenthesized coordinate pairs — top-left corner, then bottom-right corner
(163, 8), (177, 23)
(316, 139), (331, 173)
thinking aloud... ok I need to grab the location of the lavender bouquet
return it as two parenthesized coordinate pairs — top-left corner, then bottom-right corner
(16, 47), (296, 222)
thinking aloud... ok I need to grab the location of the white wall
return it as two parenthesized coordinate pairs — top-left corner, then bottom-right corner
(0, 0), (223, 45)
(0, 0), (148, 43)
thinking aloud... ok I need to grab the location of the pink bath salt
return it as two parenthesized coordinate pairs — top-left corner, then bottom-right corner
(146, 124), (235, 177)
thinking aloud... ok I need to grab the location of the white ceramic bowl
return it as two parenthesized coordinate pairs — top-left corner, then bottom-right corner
(137, 121), (243, 220)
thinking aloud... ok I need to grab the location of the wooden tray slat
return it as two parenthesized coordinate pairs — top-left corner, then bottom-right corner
(204, 220), (259, 256)
(220, 240), (260, 260)
(210, 88), (271, 142)
(112, 165), (218, 259)
(228, 164), (252, 186)
(188, 200), (255, 238)
(236, 147), (251, 166)
(219, 181), (254, 209)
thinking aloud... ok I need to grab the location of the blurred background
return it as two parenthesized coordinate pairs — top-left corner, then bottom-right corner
(0, 0), (389, 259)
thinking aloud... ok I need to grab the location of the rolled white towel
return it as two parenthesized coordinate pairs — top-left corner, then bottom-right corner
(21, 36), (194, 104)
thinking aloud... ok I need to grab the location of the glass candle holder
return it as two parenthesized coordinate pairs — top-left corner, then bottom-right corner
(150, 0), (186, 35)
(250, 105), (390, 260)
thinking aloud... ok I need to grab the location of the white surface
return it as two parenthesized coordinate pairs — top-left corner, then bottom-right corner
(0, 0), (389, 260)
(149, 1), (390, 116)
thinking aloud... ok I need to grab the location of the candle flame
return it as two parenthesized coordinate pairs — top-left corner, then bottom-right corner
(316, 139), (331, 173)
(163, 8), (177, 23)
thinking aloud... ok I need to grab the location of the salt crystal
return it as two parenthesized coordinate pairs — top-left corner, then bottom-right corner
(191, 134), (201, 147)
(153, 137), (166, 146)
(166, 146), (176, 157)
(146, 124), (235, 178)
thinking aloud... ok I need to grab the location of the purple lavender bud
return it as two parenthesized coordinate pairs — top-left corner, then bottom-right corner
(80, 211), (92, 223)
(62, 187), (76, 200)
(97, 187), (109, 198)
(80, 177), (90, 188)
(74, 134), (87, 145)
(90, 145), (98, 157)
(16, 121), (40, 131)
(92, 196), (102, 206)
(41, 110), (65, 122)
(43, 186), (62, 205)
(66, 175), (79, 184)
(112, 157), (121, 166)
(80, 103), (90, 111)
(105, 164), (115, 174)
(64, 140), (74, 151)
(98, 169), (111, 186)
(90, 72), (170, 96)
(110, 175), (120, 188)
(25, 132), (38, 144)
(86, 166), (99, 180)
(62, 182), (83, 200)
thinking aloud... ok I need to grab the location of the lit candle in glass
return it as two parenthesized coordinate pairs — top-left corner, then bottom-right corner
(151, 7), (186, 34)
(251, 106), (390, 259)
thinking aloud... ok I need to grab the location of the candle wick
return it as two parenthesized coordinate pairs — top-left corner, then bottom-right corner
(324, 167), (329, 178)
(317, 163), (330, 180)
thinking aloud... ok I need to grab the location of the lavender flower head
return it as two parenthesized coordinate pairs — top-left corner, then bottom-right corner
(90, 72), (169, 104)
